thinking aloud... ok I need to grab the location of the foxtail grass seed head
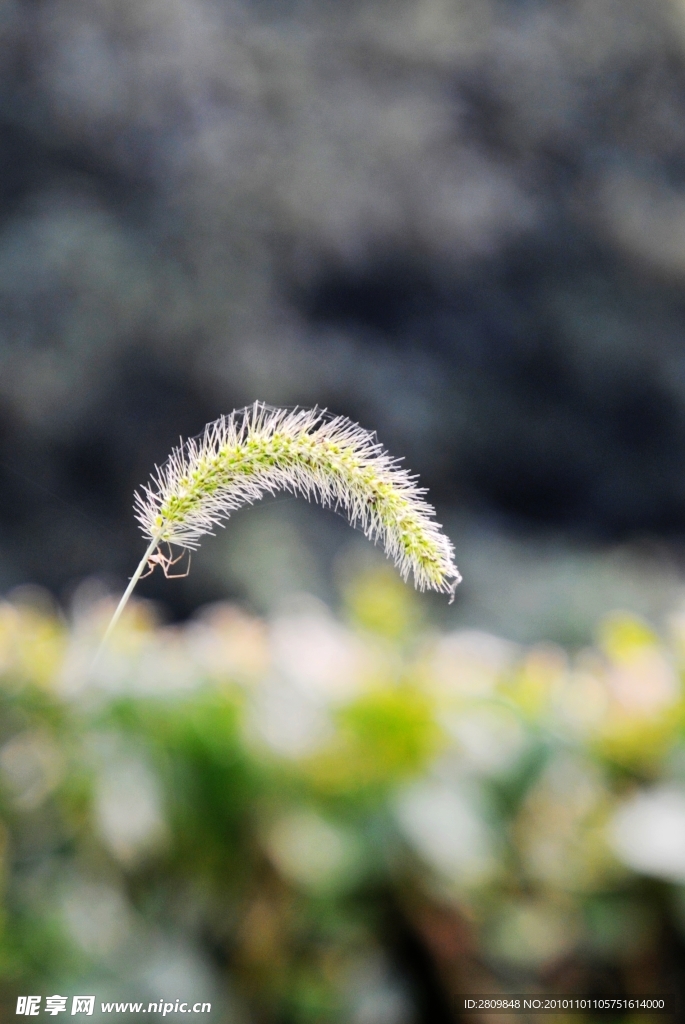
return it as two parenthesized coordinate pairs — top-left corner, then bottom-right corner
(97, 403), (460, 659)
(136, 403), (460, 594)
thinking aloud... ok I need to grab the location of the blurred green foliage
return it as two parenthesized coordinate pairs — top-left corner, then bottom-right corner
(0, 573), (684, 1022)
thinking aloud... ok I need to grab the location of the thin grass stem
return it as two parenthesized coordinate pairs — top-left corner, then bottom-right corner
(93, 532), (161, 666)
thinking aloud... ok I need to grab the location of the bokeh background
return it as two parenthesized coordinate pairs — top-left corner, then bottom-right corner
(2, 0), (685, 1019)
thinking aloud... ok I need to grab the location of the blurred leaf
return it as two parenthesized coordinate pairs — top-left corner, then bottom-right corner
(305, 686), (442, 797)
(342, 566), (422, 642)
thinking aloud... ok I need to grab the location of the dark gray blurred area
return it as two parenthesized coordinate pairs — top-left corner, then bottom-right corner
(2, 0), (685, 621)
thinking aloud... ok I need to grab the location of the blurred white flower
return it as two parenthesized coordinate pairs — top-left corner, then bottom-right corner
(555, 668), (610, 735)
(487, 901), (579, 969)
(247, 675), (334, 758)
(134, 630), (202, 693)
(265, 810), (359, 891)
(608, 786), (685, 883)
(0, 731), (64, 810)
(345, 950), (413, 1024)
(426, 630), (516, 700)
(269, 600), (368, 703)
(186, 603), (268, 682)
(62, 881), (133, 958)
(395, 780), (496, 886)
(140, 938), (219, 1010)
(607, 649), (679, 714)
(95, 755), (168, 866)
(440, 705), (527, 777)
(247, 599), (381, 757)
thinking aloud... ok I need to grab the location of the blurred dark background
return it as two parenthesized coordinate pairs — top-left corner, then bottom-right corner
(3, 0), (685, 628)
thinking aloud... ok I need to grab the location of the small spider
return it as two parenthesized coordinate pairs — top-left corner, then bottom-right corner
(140, 543), (191, 579)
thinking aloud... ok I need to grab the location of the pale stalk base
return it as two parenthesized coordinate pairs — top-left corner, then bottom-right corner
(92, 533), (161, 667)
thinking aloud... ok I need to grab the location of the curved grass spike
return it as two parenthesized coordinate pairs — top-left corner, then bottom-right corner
(98, 403), (461, 653)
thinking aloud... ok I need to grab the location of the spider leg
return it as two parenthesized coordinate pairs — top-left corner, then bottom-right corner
(166, 547), (186, 567)
(163, 551), (191, 578)
(157, 544), (185, 573)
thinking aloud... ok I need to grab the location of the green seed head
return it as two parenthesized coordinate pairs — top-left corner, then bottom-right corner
(134, 403), (461, 598)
